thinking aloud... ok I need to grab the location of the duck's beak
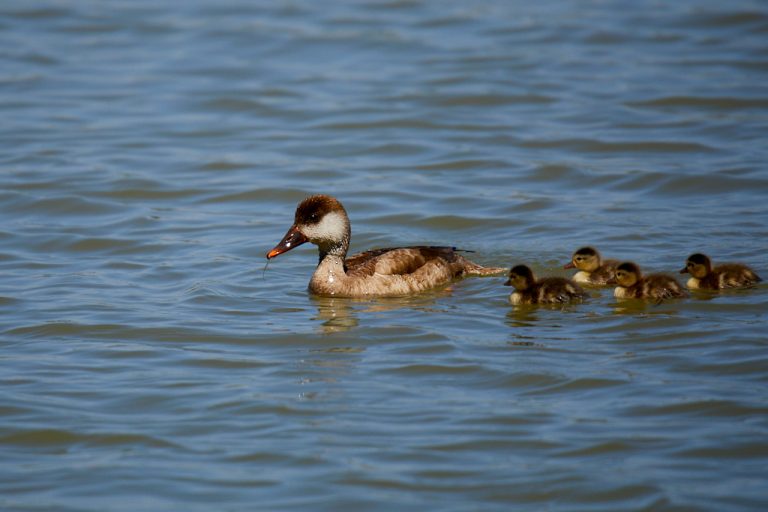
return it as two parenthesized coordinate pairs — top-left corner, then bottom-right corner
(503, 279), (512, 286)
(266, 225), (308, 259)
(563, 262), (575, 269)
(679, 266), (689, 274)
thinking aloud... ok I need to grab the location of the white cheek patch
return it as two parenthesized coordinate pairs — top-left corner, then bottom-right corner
(302, 211), (347, 242)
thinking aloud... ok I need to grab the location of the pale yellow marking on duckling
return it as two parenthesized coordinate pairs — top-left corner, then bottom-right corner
(572, 271), (591, 284)
(614, 286), (631, 299)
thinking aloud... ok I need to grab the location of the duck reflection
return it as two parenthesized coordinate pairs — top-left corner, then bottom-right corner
(310, 296), (360, 334)
(310, 287), (453, 334)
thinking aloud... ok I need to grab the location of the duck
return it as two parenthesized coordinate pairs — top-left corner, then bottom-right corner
(265, 194), (506, 297)
(564, 246), (620, 285)
(680, 253), (762, 290)
(614, 262), (687, 301)
(504, 264), (588, 305)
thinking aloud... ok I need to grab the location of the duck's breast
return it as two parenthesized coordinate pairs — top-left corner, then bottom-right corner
(572, 271), (591, 284)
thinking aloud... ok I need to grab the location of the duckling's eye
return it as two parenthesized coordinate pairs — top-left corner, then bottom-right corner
(309, 213), (319, 222)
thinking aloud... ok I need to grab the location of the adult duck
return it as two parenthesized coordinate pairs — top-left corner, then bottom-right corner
(266, 194), (505, 297)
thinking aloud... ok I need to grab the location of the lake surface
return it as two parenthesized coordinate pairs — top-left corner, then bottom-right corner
(2, 1), (767, 510)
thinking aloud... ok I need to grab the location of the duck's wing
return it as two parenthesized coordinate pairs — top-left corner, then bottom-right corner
(538, 278), (588, 303)
(345, 246), (460, 277)
(715, 264), (762, 288)
(645, 274), (688, 302)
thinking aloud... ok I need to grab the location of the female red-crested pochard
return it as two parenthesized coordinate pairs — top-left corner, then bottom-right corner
(680, 253), (761, 290)
(614, 262), (687, 301)
(564, 246), (620, 286)
(504, 264), (588, 305)
(266, 194), (505, 297)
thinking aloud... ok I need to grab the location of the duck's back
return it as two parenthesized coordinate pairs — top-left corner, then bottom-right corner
(318, 245), (503, 297)
(642, 273), (687, 299)
(706, 264), (762, 289)
(532, 277), (587, 304)
(345, 246), (503, 278)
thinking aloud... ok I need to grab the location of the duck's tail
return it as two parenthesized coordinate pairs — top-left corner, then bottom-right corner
(459, 256), (507, 277)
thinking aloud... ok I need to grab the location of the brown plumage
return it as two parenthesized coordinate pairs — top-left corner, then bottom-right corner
(614, 262), (687, 301)
(266, 194), (505, 297)
(680, 253), (762, 290)
(504, 264), (588, 305)
(564, 246), (620, 286)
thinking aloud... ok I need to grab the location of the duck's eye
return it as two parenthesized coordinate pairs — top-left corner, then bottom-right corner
(309, 213), (319, 222)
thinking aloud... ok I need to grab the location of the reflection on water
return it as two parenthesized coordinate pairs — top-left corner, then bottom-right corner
(610, 298), (687, 316)
(311, 296), (359, 334)
(310, 287), (455, 334)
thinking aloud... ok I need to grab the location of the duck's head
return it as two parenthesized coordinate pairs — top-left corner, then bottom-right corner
(266, 194), (351, 260)
(615, 262), (641, 288)
(504, 264), (536, 290)
(564, 246), (601, 272)
(680, 253), (711, 279)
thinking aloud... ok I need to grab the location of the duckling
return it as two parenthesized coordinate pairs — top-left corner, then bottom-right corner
(266, 194), (506, 297)
(680, 253), (762, 290)
(564, 246), (620, 285)
(504, 264), (588, 305)
(614, 262), (687, 301)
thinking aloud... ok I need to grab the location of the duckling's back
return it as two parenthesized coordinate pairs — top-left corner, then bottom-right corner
(708, 264), (762, 289)
(642, 273), (687, 300)
(533, 277), (588, 304)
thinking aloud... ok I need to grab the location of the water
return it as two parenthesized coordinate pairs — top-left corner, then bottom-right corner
(2, 1), (767, 510)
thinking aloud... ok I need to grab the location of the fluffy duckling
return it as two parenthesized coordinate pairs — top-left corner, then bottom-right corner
(614, 262), (687, 301)
(680, 253), (761, 290)
(564, 246), (620, 285)
(504, 264), (588, 305)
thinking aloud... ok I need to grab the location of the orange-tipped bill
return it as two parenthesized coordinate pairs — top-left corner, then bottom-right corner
(266, 225), (308, 259)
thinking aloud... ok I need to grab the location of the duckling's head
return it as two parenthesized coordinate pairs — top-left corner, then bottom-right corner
(267, 194), (351, 259)
(564, 246), (602, 272)
(504, 264), (536, 290)
(680, 253), (711, 279)
(615, 262), (642, 288)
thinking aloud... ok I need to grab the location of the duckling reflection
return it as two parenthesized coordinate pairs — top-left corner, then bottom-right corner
(680, 253), (762, 290)
(505, 303), (540, 327)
